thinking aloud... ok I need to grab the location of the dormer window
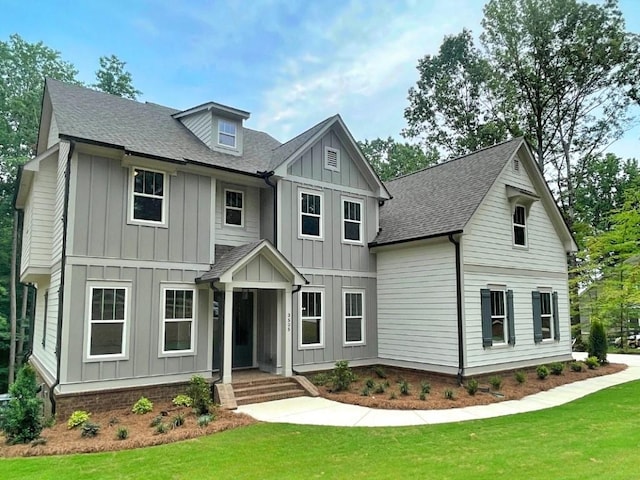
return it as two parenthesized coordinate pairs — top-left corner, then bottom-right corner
(218, 120), (237, 148)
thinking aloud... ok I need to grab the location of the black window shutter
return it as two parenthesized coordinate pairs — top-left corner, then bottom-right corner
(507, 289), (515, 345)
(480, 289), (492, 347)
(552, 291), (560, 341)
(532, 291), (542, 343)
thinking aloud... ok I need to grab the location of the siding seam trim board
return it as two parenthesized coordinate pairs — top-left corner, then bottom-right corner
(285, 175), (378, 198)
(463, 263), (568, 278)
(66, 256), (211, 271)
(297, 268), (376, 278)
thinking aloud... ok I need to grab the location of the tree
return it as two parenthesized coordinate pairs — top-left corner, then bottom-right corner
(93, 55), (141, 99)
(404, 29), (519, 158)
(358, 137), (439, 181)
(0, 364), (43, 444)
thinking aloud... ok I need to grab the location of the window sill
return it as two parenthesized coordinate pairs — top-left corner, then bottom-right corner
(299, 235), (324, 241)
(223, 223), (245, 229)
(159, 350), (196, 358)
(341, 240), (364, 246)
(512, 244), (529, 251)
(343, 341), (365, 347)
(85, 354), (128, 363)
(298, 344), (324, 350)
(487, 343), (512, 350)
(127, 219), (168, 229)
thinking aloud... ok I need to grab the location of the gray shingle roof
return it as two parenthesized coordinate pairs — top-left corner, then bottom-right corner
(46, 79), (281, 175)
(373, 138), (524, 246)
(197, 241), (263, 283)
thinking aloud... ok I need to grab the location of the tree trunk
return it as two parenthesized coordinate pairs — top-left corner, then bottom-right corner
(8, 210), (18, 385)
(17, 284), (28, 367)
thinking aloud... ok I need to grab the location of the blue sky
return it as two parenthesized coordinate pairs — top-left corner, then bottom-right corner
(2, 0), (639, 158)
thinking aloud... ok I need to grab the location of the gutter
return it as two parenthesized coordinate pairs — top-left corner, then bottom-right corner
(448, 233), (465, 385)
(257, 170), (278, 248)
(369, 230), (464, 249)
(51, 140), (75, 414)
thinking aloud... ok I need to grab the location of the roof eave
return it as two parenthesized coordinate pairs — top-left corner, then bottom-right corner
(369, 229), (464, 250)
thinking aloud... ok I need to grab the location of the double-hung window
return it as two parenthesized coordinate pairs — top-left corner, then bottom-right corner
(300, 290), (323, 347)
(300, 190), (323, 239)
(533, 290), (559, 342)
(491, 290), (507, 344)
(218, 120), (237, 148)
(540, 292), (553, 340)
(342, 199), (363, 244)
(224, 189), (244, 227)
(162, 287), (196, 354)
(344, 290), (365, 345)
(131, 168), (166, 224)
(480, 287), (515, 347)
(87, 284), (128, 359)
(513, 204), (527, 247)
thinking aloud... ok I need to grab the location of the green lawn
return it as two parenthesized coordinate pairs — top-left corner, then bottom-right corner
(2, 381), (640, 479)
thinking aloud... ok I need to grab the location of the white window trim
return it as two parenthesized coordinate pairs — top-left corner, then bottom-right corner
(84, 281), (131, 362)
(218, 119), (237, 149)
(490, 287), (508, 346)
(299, 288), (324, 349)
(341, 197), (364, 245)
(159, 283), (197, 357)
(128, 166), (168, 227)
(512, 204), (527, 248)
(223, 188), (244, 228)
(343, 289), (365, 346)
(538, 287), (554, 342)
(324, 146), (340, 172)
(298, 188), (324, 240)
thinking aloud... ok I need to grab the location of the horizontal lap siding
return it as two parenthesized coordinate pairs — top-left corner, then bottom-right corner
(292, 275), (377, 367)
(180, 111), (211, 146)
(215, 182), (261, 246)
(377, 241), (458, 367)
(463, 269), (571, 369)
(64, 264), (211, 384)
(31, 273), (58, 379)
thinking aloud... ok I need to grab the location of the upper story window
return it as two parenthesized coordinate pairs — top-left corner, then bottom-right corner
(87, 284), (129, 360)
(342, 199), (363, 244)
(131, 168), (166, 225)
(513, 204), (527, 247)
(224, 189), (244, 227)
(300, 190), (323, 239)
(218, 120), (237, 148)
(324, 146), (340, 172)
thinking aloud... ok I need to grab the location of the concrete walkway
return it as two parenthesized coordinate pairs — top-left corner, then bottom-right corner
(236, 353), (640, 427)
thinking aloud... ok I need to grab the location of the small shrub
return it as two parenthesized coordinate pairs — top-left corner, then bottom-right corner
(172, 394), (193, 407)
(155, 422), (170, 434)
(43, 416), (56, 428)
(549, 362), (565, 375)
(132, 397), (153, 415)
(149, 415), (163, 428)
(373, 382), (386, 394)
(364, 378), (375, 389)
(585, 356), (600, 369)
(399, 380), (410, 396)
(330, 360), (357, 392)
(0, 365), (44, 444)
(80, 422), (100, 438)
(537, 365), (549, 379)
(197, 414), (213, 427)
(389, 391), (397, 400)
(444, 388), (456, 400)
(373, 366), (387, 379)
(489, 375), (503, 391)
(515, 370), (526, 384)
(172, 413), (185, 428)
(420, 381), (431, 395)
(116, 427), (129, 440)
(360, 386), (370, 397)
(419, 392), (427, 401)
(570, 362), (584, 372)
(466, 378), (479, 396)
(30, 437), (47, 447)
(67, 410), (91, 429)
(588, 320), (608, 364)
(187, 375), (212, 415)
(311, 373), (329, 386)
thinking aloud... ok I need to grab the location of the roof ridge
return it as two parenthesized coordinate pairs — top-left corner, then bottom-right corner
(386, 137), (523, 184)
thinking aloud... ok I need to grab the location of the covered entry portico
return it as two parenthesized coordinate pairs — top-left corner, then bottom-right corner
(196, 240), (306, 384)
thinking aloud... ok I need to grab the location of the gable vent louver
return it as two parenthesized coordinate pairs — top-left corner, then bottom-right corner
(324, 147), (340, 172)
(513, 157), (520, 173)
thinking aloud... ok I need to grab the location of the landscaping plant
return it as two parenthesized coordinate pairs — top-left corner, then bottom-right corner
(585, 356), (600, 370)
(0, 365), (43, 444)
(537, 365), (549, 379)
(187, 375), (212, 415)
(115, 427), (129, 440)
(489, 375), (503, 391)
(330, 360), (357, 392)
(515, 371), (526, 384)
(570, 362), (584, 372)
(172, 395), (192, 407)
(80, 422), (100, 438)
(67, 411), (91, 429)
(466, 378), (478, 396)
(549, 362), (564, 375)
(588, 320), (608, 364)
(132, 397), (153, 415)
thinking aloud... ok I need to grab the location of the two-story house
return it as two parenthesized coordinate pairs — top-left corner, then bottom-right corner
(15, 80), (576, 415)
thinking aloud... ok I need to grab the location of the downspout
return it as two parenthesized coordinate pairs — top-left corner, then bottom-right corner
(258, 170), (277, 247)
(51, 141), (75, 414)
(210, 283), (224, 384)
(448, 233), (465, 385)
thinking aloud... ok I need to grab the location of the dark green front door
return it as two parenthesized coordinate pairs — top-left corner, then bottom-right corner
(232, 291), (253, 368)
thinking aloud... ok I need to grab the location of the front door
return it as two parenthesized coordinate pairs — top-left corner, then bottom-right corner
(232, 291), (254, 368)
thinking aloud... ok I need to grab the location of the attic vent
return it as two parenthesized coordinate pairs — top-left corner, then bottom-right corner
(513, 157), (520, 173)
(324, 147), (340, 172)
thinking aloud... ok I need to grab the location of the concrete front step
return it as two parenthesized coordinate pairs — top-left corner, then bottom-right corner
(235, 389), (307, 406)
(234, 382), (303, 397)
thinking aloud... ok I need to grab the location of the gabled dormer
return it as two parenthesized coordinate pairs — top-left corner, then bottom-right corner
(172, 102), (250, 156)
